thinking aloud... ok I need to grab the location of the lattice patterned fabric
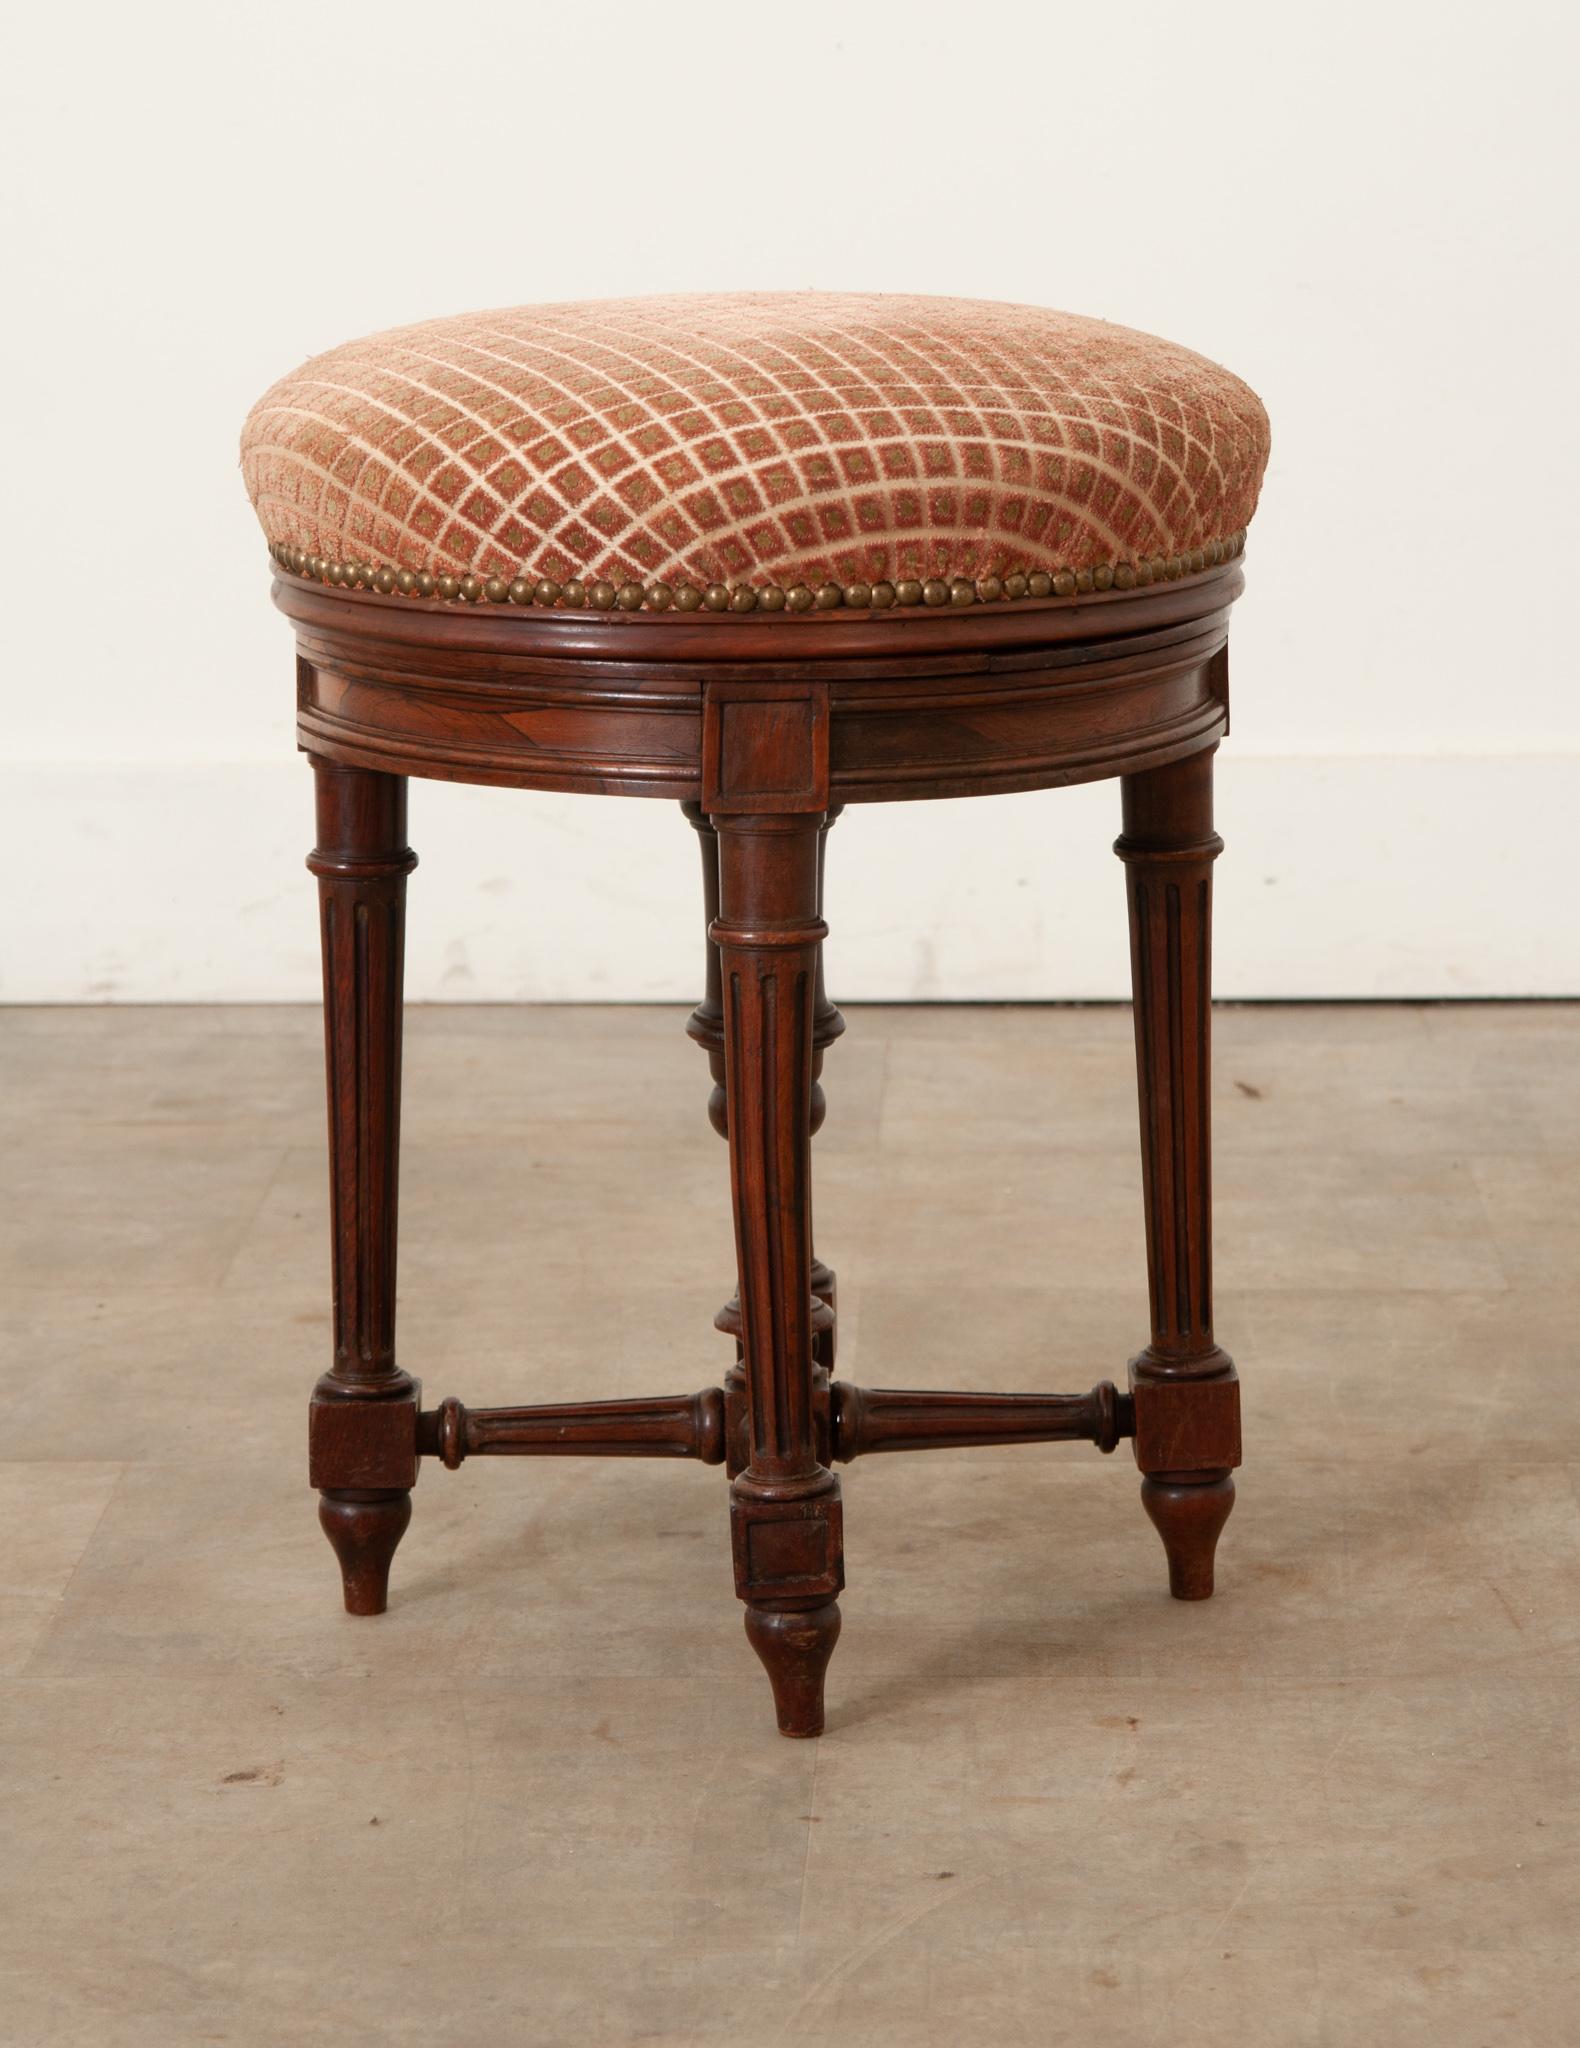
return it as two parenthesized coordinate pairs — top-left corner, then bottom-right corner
(242, 293), (1269, 603)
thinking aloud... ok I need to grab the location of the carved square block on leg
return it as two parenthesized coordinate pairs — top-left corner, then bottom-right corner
(309, 1380), (422, 1491)
(730, 1485), (845, 1605)
(1128, 1361), (1240, 1475)
(701, 685), (830, 815)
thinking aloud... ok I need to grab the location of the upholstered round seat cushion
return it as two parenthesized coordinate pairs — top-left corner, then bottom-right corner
(243, 293), (1269, 613)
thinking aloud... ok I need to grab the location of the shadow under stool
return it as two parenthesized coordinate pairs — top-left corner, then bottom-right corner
(242, 292), (1271, 1736)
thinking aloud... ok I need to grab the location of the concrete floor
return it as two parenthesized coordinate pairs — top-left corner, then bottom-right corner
(0, 1002), (1576, 2046)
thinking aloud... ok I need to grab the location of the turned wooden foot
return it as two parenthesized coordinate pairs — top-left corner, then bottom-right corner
(318, 1488), (413, 1614)
(1141, 1470), (1235, 1600)
(744, 1601), (842, 1737)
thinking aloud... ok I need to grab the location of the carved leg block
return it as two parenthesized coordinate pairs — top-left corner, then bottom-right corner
(1116, 748), (1240, 1600)
(307, 757), (419, 1614)
(1128, 1363), (1240, 1476)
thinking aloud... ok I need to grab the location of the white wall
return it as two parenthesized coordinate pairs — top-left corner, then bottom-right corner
(3, 0), (1576, 1000)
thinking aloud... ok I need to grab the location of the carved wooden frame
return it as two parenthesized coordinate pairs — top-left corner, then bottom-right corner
(281, 561), (1246, 1733)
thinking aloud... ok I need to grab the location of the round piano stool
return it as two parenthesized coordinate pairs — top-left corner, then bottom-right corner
(245, 294), (1269, 1737)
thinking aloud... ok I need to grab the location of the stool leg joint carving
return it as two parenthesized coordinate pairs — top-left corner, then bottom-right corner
(293, 595), (1251, 1732)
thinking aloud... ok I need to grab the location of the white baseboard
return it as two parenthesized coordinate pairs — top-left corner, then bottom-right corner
(3, 754), (1575, 1002)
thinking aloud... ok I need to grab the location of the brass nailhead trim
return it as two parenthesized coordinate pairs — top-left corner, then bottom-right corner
(268, 531), (1246, 613)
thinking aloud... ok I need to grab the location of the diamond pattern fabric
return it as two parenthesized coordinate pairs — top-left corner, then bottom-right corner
(242, 293), (1269, 593)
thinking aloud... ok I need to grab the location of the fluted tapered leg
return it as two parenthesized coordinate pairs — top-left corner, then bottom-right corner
(807, 806), (844, 1362)
(1115, 748), (1240, 1599)
(683, 803), (844, 1392)
(306, 757), (420, 1615)
(715, 812), (844, 1735)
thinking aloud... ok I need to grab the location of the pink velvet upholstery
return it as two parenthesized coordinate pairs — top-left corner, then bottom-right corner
(243, 293), (1268, 602)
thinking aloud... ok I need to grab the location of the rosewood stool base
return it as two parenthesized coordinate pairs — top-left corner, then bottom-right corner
(284, 561), (1250, 1736)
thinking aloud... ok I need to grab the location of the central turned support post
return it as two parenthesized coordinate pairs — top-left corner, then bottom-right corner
(1114, 746), (1240, 1599)
(305, 756), (421, 1615)
(683, 802), (844, 1381)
